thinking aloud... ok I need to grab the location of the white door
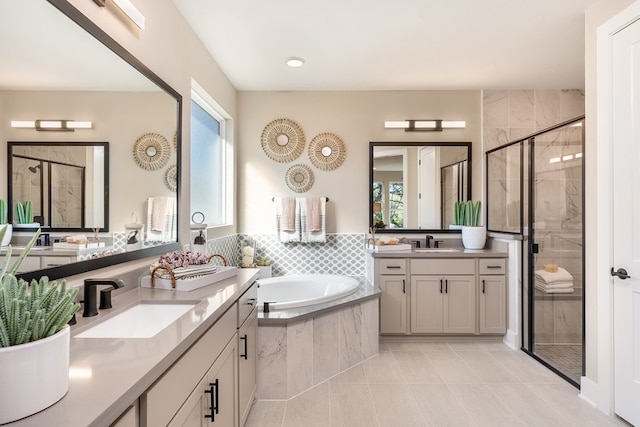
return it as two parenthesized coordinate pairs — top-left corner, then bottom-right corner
(418, 147), (438, 228)
(612, 17), (640, 427)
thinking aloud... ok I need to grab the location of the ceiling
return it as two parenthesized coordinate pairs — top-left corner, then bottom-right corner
(172, 0), (598, 91)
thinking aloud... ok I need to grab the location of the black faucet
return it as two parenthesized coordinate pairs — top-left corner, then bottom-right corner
(425, 235), (434, 248)
(83, 278), (125, 317)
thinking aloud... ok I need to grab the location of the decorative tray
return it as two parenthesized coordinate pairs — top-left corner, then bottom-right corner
(53, 241), (105, 250)
(367, 243), (412, 252)
(140, 265), (238, 291)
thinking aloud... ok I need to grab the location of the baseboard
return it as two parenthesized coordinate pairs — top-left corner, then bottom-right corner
(503, 329), (518, 350)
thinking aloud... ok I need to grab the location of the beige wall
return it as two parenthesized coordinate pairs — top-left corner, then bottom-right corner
(65, 0), (239, 240)
(237, 90), (482, 234)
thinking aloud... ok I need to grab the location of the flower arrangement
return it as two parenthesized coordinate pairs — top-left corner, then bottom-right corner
(156, 250), (210, 270)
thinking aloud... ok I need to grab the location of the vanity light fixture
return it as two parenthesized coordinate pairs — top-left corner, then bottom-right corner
(286, 57), (305, 68)
(93, 0), (146, 30)
(384, 120), (466, 132)
(11, 120), (93, 132)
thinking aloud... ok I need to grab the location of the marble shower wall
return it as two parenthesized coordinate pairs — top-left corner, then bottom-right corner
(483, 90), (585, 152)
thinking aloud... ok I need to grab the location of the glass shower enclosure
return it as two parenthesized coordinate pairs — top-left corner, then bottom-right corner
(487, 116), (585, 387)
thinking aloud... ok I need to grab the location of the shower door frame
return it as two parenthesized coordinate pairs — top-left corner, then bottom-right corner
(485, 115), (586, 388)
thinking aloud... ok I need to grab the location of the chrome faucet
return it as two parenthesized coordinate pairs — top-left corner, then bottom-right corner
(425, 235), (434, 248)
(82, 279), (125, 317)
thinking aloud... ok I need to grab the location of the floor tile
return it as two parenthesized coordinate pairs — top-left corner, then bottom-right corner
(456, 350), (522, 383)
(362, 351), (405, 384)
(329, 364), (367, 384)
(488, 350), (565, 384)
(409, 383), (475, 426)
(330, 383), (378, 427)
(392, 350), (444, 384)
(244, 400), (285, 427)
(282, 382), (330, 427)
(369, 383), (426, 427)
(489, 383), (571, 426)
(423, 350), (483, 384)
(448, 383), (525, 426)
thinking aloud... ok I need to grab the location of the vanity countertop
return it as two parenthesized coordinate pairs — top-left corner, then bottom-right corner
(7, 268), (260, 427)
(0, 245), (113, 256)
(369, 247), (508, 258)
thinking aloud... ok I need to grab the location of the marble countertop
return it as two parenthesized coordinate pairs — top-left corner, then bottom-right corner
(0, 245), (112, 256)
(369, 247), (508, 258)
(8, 268), (260, 427)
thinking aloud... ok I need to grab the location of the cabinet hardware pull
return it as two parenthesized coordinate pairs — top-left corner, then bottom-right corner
(482, 280), (486, 294)
(439, 279), (443, 294)
(387, 265), (402, 269)
(445, 279), (448, 294)
(204, 379), (219, 421)
(247, 298), (256, 306)
(402, 279), (406, 294)
(240, 334), (248, 359)
(486, 265), (502, 269)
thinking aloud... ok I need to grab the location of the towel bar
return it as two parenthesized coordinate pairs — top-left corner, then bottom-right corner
(272, 197), (330, 202)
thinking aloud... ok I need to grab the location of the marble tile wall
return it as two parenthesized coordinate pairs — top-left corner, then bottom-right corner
(257, 298), (379, 399)
(483, 90), (585, 152)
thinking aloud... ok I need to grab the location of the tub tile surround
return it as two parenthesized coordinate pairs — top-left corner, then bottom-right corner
(257, 299), (379, 399)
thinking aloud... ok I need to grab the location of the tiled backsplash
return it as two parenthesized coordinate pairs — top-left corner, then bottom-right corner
(206, 234), (367, 276)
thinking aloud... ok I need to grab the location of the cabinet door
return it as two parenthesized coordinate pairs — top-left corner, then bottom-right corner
(410, 276), (443, 333)
(379, 275), (408, 333)
(238, 311), (257, 426)
(443, 276), (476, 334)
(170, 338), (238, 427)
(479, 276), (507, 334)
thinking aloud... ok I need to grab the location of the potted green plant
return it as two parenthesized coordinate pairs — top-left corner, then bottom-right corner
(459, 200), (486, 249)
(0, 228), (81, 424)
(15, 200), (39, 228)
(0, 199), (11, 247)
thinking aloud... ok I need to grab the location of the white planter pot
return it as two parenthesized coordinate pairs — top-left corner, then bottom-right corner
(0, 326), (70, 424)
(1, 224), (12, 247)
(258, 265), (272, 279)
(461, 226), (487, 249)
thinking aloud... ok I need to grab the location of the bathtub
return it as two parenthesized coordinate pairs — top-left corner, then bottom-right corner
(257, 274), (360, 310)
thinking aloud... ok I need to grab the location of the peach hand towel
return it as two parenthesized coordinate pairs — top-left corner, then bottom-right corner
(307, 197), (322, 232)
(280, 197), (296, 232)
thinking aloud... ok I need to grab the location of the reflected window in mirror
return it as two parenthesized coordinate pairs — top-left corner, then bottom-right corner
(369, 141), (471, 233)
(190, 83), (233, 227)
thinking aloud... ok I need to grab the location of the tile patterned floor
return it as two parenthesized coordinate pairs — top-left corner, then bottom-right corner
(245, 341), (628, 427)
(535, 343), (583, 384)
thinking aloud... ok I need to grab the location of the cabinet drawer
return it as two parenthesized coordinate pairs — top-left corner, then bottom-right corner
(379, 258), (407, 274)
(238, 281), (258, 328)
(41, 256), (72, 268)
(141, 304), (236, 426)
(479, 259), (506, 275)
(410, 259), (475, 275)
(9, 256), (40, 273)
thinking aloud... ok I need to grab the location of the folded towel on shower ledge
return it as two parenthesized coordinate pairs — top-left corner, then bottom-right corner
(534, 267), (573, 285)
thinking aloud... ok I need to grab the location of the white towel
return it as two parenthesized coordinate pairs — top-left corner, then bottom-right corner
(146, 196), (177, 243)
(536, 277), (573, 289)
(534, 267), (573, 285)
(300, 197), (326, 243)
(535, 282), (574, 294)
(275, 197), (300, 242)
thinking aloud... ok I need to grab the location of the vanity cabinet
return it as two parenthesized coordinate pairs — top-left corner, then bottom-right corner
(141, 303), (238, 426)
(375, 255), (507, 336)
(410, 259), (476, 334)
(479, 259), (507, 334)
(378, 259), (408, 334)
(237, 283), (258, 426)
(169, 339), (238, 426)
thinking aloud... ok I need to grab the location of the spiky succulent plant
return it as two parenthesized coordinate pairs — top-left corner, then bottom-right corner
(15, 201), (34, 224)
(0, 276), (80, 347)
(0, 199), (7, 224)
(453, 200), (482, 226)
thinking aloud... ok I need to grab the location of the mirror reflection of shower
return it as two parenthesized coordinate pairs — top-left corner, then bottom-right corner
(12, 154), (87, 228)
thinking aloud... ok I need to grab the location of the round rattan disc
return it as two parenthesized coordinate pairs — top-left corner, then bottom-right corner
(261, 118), (305, 163)
(308, 132), (346, 171)
(164, 164), (177, 192)
(285, 164), (314, 193)
(133, 132), (171, 171)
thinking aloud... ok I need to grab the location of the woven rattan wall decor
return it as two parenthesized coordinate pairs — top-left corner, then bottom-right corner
(285, 164), (314, 193)
(261, 118), (305, 163)
(308, 132), (346, 171)
(133, 132), (171, 171)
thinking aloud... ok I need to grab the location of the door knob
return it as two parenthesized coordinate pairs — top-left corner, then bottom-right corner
(611, 267), (631, 280)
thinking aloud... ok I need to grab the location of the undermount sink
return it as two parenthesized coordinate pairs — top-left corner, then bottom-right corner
(414, 248), (460, 253)
(74, 302), (197, 339)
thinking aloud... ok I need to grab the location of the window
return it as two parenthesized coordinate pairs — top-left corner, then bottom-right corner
(389, 181), (404, 228)
(190, 82), (233, 227)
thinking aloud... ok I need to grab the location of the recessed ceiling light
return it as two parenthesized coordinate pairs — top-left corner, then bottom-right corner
(286, 57), (305, 68)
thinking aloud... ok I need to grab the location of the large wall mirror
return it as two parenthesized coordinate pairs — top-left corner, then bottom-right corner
(370, 142), (471, 233)
(0, 0), (181, 281)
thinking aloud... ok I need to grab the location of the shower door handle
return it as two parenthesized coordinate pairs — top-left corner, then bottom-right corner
(611, 267), (631, 280)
